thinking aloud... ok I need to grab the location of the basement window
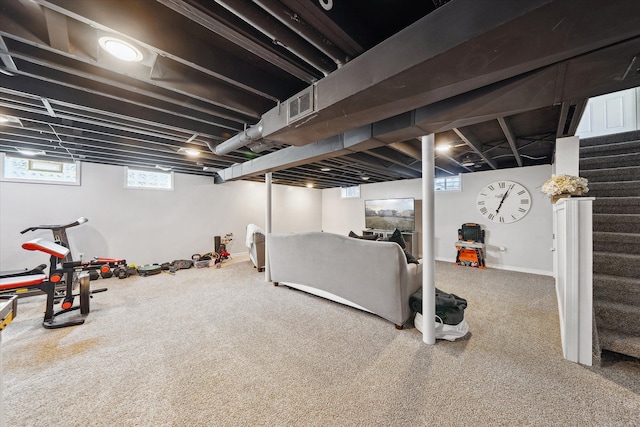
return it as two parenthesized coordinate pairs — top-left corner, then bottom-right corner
(0, 153), (80, 185)
(125, 167), (173, 190)
(341, 185), (360, 198)
(434, 175), (461, 192)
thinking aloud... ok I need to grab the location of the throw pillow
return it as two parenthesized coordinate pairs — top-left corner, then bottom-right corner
(349, 231), (379, 240)
(386, 228), (406, 249)
(404, 249), (419, 264)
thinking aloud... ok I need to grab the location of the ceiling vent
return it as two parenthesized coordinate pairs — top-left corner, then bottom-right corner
(287, 85), (315, 124)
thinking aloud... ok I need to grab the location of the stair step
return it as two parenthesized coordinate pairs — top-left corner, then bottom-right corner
(595, 300), (640, 336)
(582, 130), (640, 362)
(593, 251), (640, 279)
(593, 214), (640, 234)
(587, 181), (640, 197)
(581, 166), (640, 183)
(593, 197), (640, 214)
(597, 328), (640, 360)
(580, 139), (640, 157)
(580, 152), (640, 169)
(593, 232), (640, 255)
(580, 129), (640, 148)
(593, 273), (640, 305)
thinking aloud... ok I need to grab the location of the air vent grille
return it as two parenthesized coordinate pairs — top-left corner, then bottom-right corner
(287, 86), (315, 123)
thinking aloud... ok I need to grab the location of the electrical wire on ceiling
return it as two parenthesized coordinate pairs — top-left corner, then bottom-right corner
(48, 123), (75, 161)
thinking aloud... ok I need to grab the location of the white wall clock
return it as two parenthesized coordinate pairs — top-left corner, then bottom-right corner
(476, 180), (531, 223)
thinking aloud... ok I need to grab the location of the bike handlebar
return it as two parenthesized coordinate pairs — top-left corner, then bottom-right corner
(20, 217), (88, 234)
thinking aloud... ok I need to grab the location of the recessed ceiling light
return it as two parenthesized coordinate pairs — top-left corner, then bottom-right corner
(16, 148), (46, 156)
(98, 36), (143, 62)
(436, 144), (451, 152)
(0, 115), (22, 125)
(461, 156), (475, 167)
(155, 165), (172, 171)
(320, 167), (331, 172)
(306, 183), (314, 188)
(361, 176), (370, 181)
(178, 147), (200, 157)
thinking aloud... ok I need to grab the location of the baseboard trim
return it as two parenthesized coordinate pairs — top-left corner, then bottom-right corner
(435, 257), (554, 277)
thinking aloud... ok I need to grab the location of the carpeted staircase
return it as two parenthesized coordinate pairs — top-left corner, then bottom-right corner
(579, 129), (640, 361)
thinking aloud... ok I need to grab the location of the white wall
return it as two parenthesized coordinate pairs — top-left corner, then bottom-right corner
(322, 164), (554, 275)
(2, 160), (553, 275)
(0, 162), (322, 270)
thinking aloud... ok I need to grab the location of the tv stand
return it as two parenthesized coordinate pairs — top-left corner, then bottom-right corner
(362, 229), (419, 257)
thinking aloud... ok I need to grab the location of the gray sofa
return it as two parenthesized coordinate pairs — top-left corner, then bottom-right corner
(246, 224), (266, 272)
(268, 231), (422, 328)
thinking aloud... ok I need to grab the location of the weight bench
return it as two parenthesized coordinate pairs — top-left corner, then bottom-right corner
(0, 238), (91, 329)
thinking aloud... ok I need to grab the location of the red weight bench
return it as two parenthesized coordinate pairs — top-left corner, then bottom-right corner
(0, 239), (91, 329)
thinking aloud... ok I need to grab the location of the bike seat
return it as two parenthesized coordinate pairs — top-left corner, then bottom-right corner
(21, 238), (70, 259)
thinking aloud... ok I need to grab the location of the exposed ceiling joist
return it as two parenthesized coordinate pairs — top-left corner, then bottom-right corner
(1, 0), (640, 188)
(557, 98), (589, 138)
(155, 0), (319, 83)
(452, 128), (497, 170)
(42, 7), (69, 52)
(0, 35), (18, 72)
(497, 117), (523, 167)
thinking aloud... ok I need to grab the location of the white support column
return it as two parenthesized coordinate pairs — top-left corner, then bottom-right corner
(265, 172), (272, 282)
(555, 136), (580, 176)
(421, 134), (436, 344)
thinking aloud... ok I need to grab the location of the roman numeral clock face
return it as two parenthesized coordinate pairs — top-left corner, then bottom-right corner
(476, 180), (531, 224)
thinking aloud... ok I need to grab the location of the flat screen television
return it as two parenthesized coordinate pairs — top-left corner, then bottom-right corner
(364, 198), (415, 232)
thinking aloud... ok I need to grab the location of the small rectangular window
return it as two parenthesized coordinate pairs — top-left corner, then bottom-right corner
(434, 174), (461, 192)
(341, 185), (360, 198)
(0, 153), (80, 185)
(125, 167), (173, 190)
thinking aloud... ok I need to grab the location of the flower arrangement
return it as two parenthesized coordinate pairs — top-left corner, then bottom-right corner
(541, 174), (589, 197)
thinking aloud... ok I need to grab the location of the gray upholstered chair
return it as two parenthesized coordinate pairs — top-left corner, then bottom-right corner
(246, 224), (266, 272)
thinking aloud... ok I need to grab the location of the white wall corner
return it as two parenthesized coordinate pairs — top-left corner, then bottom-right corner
(555, 136), (580, 176)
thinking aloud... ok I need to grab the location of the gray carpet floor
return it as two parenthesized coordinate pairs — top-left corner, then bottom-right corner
(2, 255), (640, 426)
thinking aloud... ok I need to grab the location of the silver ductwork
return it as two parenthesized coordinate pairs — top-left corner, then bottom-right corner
(212, 121), (264, 156)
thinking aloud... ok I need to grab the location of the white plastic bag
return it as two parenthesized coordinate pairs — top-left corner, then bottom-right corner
(414, 312), (469, 341)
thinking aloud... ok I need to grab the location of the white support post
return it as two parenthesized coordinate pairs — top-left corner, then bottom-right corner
(421, 134), (436, 344)
(265, 172), (272, 282)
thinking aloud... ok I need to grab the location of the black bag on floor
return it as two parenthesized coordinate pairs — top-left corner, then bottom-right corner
(409, 287), (468, 325)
